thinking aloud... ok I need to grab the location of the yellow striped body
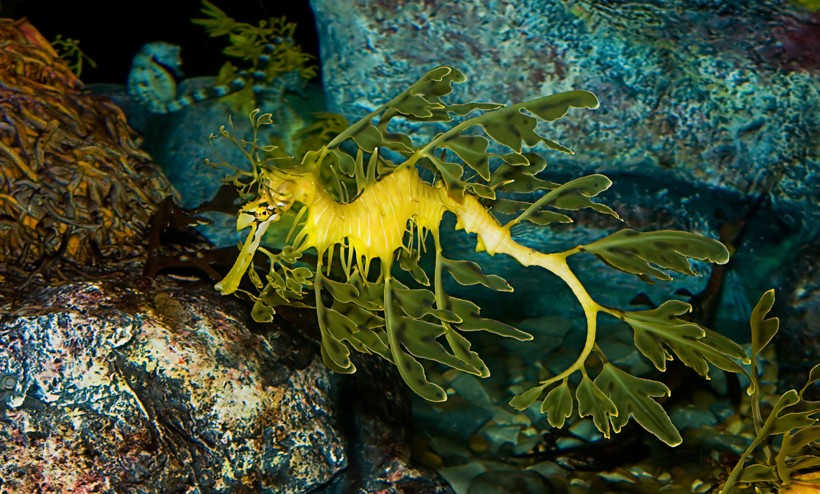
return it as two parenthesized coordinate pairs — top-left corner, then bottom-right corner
(285, 165), (445, 262)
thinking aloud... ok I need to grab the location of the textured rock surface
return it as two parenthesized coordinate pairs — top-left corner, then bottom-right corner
(308, 0), (818, 378)
(0, 276), (451, 493)
(309, 0), (818, 234)
(0, 19), (175, 272)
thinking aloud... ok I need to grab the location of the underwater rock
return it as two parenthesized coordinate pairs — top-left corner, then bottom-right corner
(466, 470), (556, 494)
(0, 19), (175, 274)
(310, 0), (818, 235)
(309, 0), (818, 376)
(0, 275), (449, 493)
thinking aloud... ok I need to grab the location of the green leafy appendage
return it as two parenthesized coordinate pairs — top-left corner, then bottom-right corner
(212, 66), (747, 448)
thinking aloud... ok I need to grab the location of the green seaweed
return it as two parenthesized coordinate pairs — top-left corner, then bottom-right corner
(719, 290), (820, 493)
(52, 35), (96, 78)
(211, 66), (764, 449)
(191, 0), (317, 113)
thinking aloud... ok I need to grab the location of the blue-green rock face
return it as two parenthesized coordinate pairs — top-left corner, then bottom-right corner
(309, 0), (818, 378)
(310, 0), (818, 233)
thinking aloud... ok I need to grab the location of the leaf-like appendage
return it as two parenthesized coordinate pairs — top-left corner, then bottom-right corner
(506, 174), (617, 228)
(594, 364), (682, 446)
(543, 175), (619, 217)
(445, 330), (490, 378)
(440, 256), (513, 292)
(751, 289), (779, 358)
(393, 314), (481, 375)
(330, 149), (356, 177)
(481, 108), (542, 153)
(478, 91), (599, 153)
(576, 374), (618, 439)
(738, 464), (777, 484)
(442, 135), (491, 180)
(621, 300), (749, 377)
(427, 155), (468, 198)
(350, 123), (383, 153)
(523, 91), (600, 121)
(317, 308), (356, 374)
(446, 295), (532, 341)
(398, 248), (430, 285)
(321, 276), (360, 303)
(582, 229), (730, 282)
(384, 279), (448, 402)
(509, 385), (546, 410)
(493, 199), (572, 226)
(392, 281), (461, 323)
(491, 167), (558, 194)
(542, 381), (574, 428)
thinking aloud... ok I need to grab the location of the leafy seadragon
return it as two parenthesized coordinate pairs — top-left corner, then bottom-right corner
(214, 66), (751, 446)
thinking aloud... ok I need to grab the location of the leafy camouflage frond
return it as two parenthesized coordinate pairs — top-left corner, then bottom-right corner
(581, 229), (730, 282)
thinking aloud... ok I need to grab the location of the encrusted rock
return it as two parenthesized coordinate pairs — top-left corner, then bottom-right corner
(0, 276), (451, 493)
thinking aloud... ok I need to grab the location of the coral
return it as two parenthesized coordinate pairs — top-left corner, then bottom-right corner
(210, 66), (757, 448)
(0, 19), (174, 277)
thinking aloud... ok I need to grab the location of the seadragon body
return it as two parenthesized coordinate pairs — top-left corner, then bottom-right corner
(214, 67), (746, 446)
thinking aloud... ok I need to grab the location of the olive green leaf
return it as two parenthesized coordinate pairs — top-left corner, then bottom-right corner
(522, 90), (600, 121)
(392, 313), (482, 375)
(440, 255), (513, 292)
(466, 182), (496, 200)
(251, 297), (275, 323)
(493, 199), (573, 226)
(594, 364), (682, 446)
(350, 123), (383, 153)
(722, 384), (819, 493)
(751, 288), (779, 358)
(321, 276), (360, 304)
(509, 384), (548, 411)
(427, 155), (468, 199)
(507, 174), (618, 228)
(479, 91), (599, 153)
(576, 373), (618, 439)
(442, 135), (491, 180)
(748, 288), (779, 396)
(407, 65), (466, 99)
(442, 326), (490, 378)
(382, 132), (415, 155)
(385, 279), (448, 402)
(541, 380), (574, 428)
(582, 229), (730, 282)
(445, 295), (532, 341)
(393, 93), (443, 119)
(398, 247), (430, 285)
(317, 308), (355, 374)
(490, 165), (558, 194)
(738, 464), (776, 484)
(329, 149), (356, 177)
(481, 106), (542, 152)
(620, 300), (749, 377)
(447, 102), (506, 116)
(391, 281), (461, 323)
(492, 199), (572, 226)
